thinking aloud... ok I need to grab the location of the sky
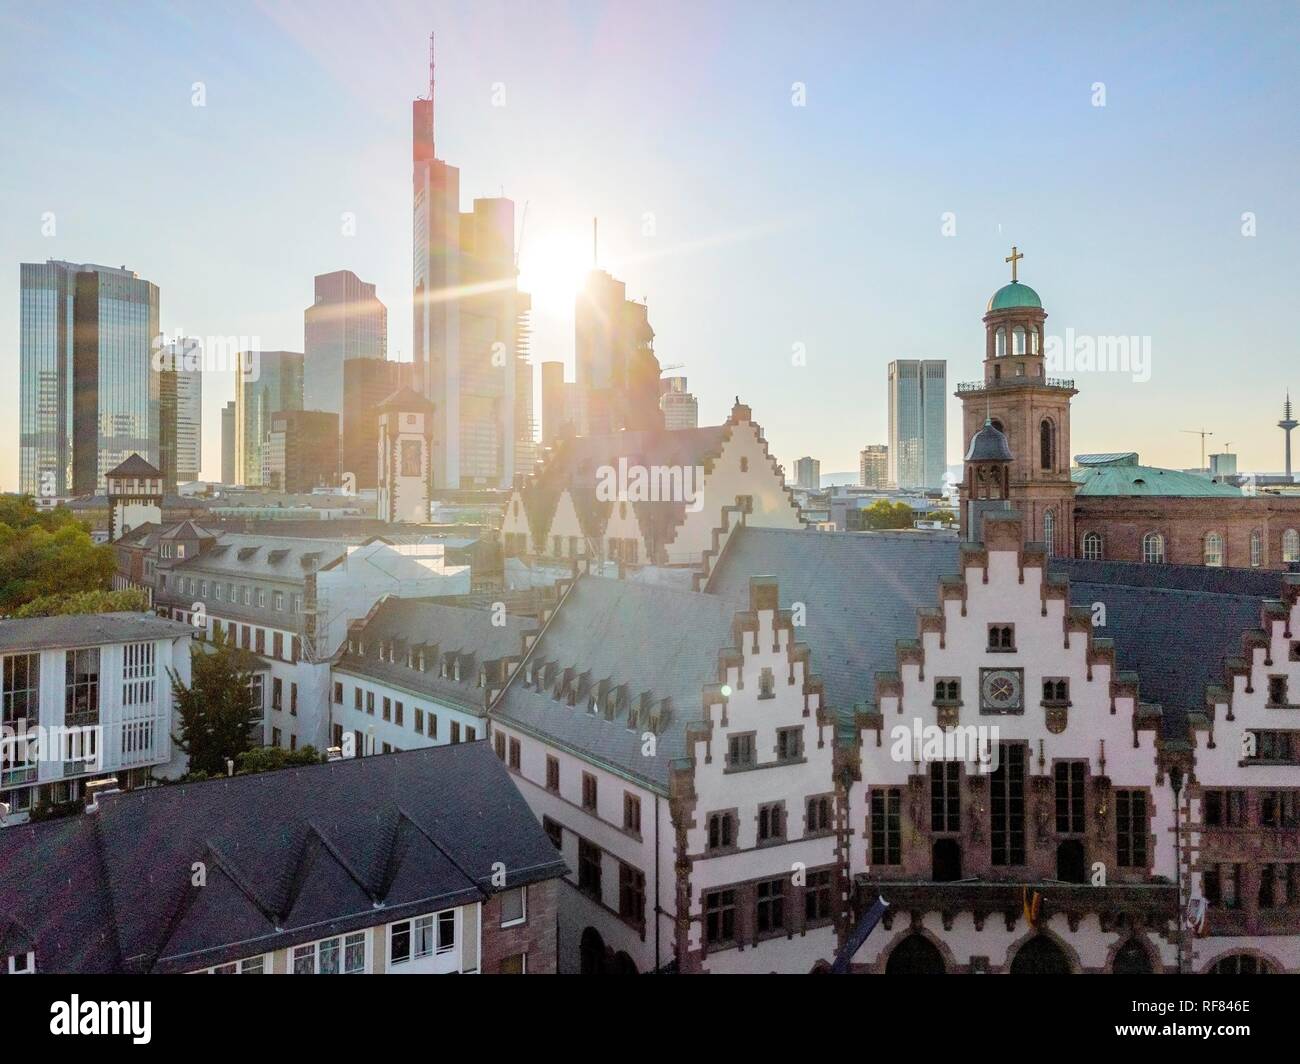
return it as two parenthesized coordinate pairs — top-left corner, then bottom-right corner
(1, 0), (1297, 488)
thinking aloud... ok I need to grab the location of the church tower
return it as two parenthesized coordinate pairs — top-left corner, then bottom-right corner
(377, 387), (435, 524)
(957, 248), (1077, 555)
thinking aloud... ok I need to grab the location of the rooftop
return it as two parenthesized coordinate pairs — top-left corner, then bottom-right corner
(0, 612), (194, 653)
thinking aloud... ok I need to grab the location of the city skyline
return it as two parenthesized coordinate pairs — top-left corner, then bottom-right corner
(2, 1), (1298, 491)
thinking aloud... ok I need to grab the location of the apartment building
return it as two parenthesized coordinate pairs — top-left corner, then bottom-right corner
(0, 613), (194, 825)
(331, 597), (534, 756)
(0, 743), (565, 973)
(142, 524), (469, 751)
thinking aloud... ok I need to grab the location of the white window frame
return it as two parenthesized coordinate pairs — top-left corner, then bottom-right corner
(290, 931), (367, 975)
(7, 951), (35, 974)
(500, 886), (527, 928)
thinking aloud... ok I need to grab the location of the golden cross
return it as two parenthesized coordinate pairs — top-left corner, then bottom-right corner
(1005, 245), (1024, 283)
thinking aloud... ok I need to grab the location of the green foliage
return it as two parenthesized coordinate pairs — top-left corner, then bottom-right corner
(0, 495), (114, 613)
(169, 631), (260, 779)
(12, 587), (150, 618)
(860, 500), (915, 530)
(235, 745), (325, 775)
(29, 798), (84, 823)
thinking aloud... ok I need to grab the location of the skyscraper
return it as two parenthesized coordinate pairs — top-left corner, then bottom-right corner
(412, 37), (533, 489)
(264, 410), (340, 493)
(221, 400), (237, 485)
(860, 444), (889, 488)
(575, 268), (661, 435)
(158, 337), (202, 490)
(234, 350), (303, 486)
(303, 269), (387, 417)
(659, 376), (698, 430)
(20, 260), (159, 497)
(887, 359), (947, 490)
(794, 456), (821, 491)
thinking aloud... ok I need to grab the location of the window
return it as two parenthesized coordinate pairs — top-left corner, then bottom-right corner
(1204, 531), (1224, 567)
(727, 733), (756, 769)
(805, 870), (834, 924)
(353, 687), (362, 710)
(756, 878), (786, 935)
(1203, 788), (1248, 827)
(934, 678), (960, 703)
(273, 632), (283, 660)
(757, 802), (785, 843)
(500, 887), (526, 927)
(272, 677), (283, 711)
(1284, 529), (1300, 563)
(1042, 678), (1069, 703)
(776, 727), (803, 762)
(704, 889), (736, 947)
(394, 701), (403, 726)
(7, 950), (35, 975)
(204, 956), (263, 974)
(758, 667), (775, 699)
(290, 683), (298, 716)
(1054, 761), (1086, 834)
(436, 910), (456, 953)
(494, 732), (507, 760)
(991, 743), (1026, 865)
(1115, 789), (1148, 867)
(366, 691), (374, 715)
(333, 681), (342, 705)
(64, 648), (100, 722)
(1268, 676), (1290, 707)
(543, 816), (563, 850)
(987, 624), (1014, 651)
(619, 863), (645, 926)
(807, 794), (832, 834)
(291, 932), (366, 974)
(427, 713), (437, 739)
(1251, 730), (1299, 763)
(414, 708), (424, 733)
(499, 953), (526, 974)
(256, 588), (266, 608)
(582, 772), (597, 811)
(1042, 508), (1055, 557)
(390, 914), (441, 965)
(930, 762), (960, 832)
(248, 674), (264, 712)
(1251, 530), (1263, 568)
(1082, 531), (1103, 561)
(870, 788), (902, 865)
(623, 792), (641, 834)
(707, 811), (736, 851)
(578, 838), (602, 898)
(271, 726), (282, 747)
(272, 590), (284, 611)
(546, 755), (560, 792)
(1142, 531), (1165, 564)
(1204, 864), (1243, 910)
(450, 721), (460, 743)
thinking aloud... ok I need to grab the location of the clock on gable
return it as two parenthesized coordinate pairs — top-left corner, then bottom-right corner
(979, 667), (1024, 714)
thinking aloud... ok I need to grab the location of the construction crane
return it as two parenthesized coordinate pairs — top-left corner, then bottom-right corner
(659, 362), (685, 375)
(1181, 428), (1214, 471)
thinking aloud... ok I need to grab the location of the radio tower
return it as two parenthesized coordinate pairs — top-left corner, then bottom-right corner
(1280, 392), (1298, 482)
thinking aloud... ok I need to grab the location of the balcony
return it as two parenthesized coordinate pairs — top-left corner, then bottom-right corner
(853, 874), (1177, 930)
(956, 377), (1076, 393)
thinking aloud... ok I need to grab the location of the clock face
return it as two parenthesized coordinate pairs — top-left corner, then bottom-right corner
(980, 668), (1023, 713)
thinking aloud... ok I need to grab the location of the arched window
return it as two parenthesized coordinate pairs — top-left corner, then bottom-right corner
(885, 933), (946, 975)
(1043, 509), (1055, 558)
(1010, 935), (1072, 975)
(1209, 953), (1277, 975)
(1142, 532), (1165, 564)
(995, 327), (1007, 357)
(1012, 325), (1027, 355)
(1039, 419), (1054, 471)
(1082, 531), (1103, 561)
(1204, 532), (1224, 567)
(1251, 530), (1262, 568)
(1030, 327), (1039, 354)
(1284, 529), (1300, 563)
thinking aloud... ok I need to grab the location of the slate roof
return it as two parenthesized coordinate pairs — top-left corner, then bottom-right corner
(0, 743), (566, 974)
(520, 425), (730, 555)
(1052, 558), (1279, 738)
(107, 453), (162, 478)
(493, 575), (737, 790)
(169, 533), (357, 581)
(336, 597), (536, 714)
(704, 527), (963, 724)
(0, 612), (194, 653)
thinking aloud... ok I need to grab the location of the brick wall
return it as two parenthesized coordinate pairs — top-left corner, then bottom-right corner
(480, 878), (559, 974)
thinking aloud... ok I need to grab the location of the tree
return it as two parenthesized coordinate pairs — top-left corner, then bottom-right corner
(235, 746), (324, 775)
(860, 499), (915, 530)
(169, 632), (261, 779)
(13, 587), (150, 618)
(0, 496), (114, 613)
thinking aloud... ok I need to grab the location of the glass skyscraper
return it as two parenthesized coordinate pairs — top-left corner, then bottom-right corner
(20, 260), (159, 497)
(234, 350), (304, 486)
(887, 359), (948, 490)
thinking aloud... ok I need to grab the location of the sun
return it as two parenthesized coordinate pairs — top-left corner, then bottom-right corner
(519, 231), (593, 318)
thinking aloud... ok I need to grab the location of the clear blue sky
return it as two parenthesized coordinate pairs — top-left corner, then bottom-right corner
(1, 0), (1297, 487)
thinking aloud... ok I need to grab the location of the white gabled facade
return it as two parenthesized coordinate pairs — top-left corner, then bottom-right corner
(1185, 576), (1300, 974)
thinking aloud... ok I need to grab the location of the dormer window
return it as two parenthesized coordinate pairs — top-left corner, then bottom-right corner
(7, 951), (34, 975)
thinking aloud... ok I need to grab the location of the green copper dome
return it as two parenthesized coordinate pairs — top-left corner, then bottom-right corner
(987, 281), (1042, 312)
